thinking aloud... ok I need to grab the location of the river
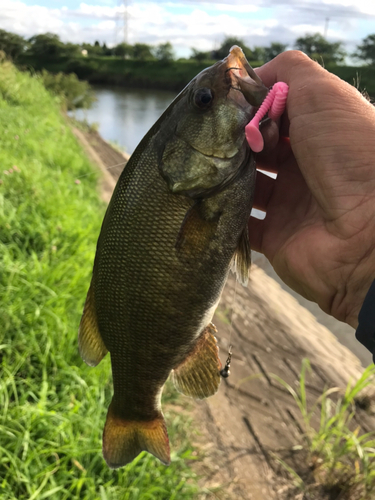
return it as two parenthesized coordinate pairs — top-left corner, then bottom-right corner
(73, 86), (176, 154)
(74, 85), (372, 367)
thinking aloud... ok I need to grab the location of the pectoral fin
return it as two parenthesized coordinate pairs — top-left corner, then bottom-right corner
(172, 324), (222, 399)
(175, 203), (219, 254)
(231, 226), (252, 286)
(78, 283), (108, 366)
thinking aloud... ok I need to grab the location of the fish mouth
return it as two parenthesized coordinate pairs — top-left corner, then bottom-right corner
(225, 45), (268, 108)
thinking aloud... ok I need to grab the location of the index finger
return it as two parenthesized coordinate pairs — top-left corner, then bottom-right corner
(254, 51), (322, 139)
(254, 51), (325, 137)
(255, 50), (326, 91)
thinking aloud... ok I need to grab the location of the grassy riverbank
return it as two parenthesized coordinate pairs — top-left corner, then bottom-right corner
(18, 54), (375, 94)
(0, 60), (200, 499)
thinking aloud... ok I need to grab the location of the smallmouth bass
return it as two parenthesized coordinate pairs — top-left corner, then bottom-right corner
(79, 46), (268, 468)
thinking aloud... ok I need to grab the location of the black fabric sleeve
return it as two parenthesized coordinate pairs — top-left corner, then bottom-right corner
(355, 280), (375, 363)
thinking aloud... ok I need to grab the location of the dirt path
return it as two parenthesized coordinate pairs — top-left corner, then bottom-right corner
(72, 127), (128, 203)
(196, 272), (370, 499)
(75, 129), (375, 499)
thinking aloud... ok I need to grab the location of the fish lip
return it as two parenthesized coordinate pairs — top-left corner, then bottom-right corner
(226, 45), (264, 87)
(225, 45), (268, 108)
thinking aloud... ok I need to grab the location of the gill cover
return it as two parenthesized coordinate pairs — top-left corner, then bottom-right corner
(159, 46), (267, 198)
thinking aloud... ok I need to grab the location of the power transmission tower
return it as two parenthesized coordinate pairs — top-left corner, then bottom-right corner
(324, 17), (330, 38)
(115, 0), (130, 45)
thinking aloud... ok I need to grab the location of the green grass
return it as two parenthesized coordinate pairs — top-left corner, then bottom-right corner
(273, 360), (375, 499)
(0, 60), (201, 499)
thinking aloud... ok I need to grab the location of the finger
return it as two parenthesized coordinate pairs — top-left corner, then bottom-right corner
(279, 111), (290, 138)
(254, 50), (325, 91)
(256, 136), (292, 174)
(259, 119), (279, 154)
(253, 171), (276, 212)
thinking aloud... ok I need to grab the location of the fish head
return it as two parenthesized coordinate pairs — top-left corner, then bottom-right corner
(159, 45), (268, 198)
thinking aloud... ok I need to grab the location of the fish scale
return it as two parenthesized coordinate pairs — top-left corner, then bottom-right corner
(78, 45), (268, 468)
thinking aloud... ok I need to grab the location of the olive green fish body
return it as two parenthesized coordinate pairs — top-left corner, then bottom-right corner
(95, 146), (255, 414)
(79, 46), (268, 468)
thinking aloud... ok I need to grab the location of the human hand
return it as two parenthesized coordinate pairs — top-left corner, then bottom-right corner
(249, 51), (375, 329)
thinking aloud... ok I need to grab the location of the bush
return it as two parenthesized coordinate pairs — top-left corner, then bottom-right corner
(39, 70), (95, 110)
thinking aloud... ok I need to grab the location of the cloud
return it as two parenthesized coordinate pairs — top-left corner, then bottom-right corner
(1, 0), (373, 57)
(214, 4), (259, 13)
(1, 0), (65, 37)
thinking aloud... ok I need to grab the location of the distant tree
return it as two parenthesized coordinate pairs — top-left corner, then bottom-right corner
(264, 42), (287, 62)
(251, 46), (266, 63)
(213, 37), (253, 60)
(132, 43), (154, 61)
(190, 48), (210, 62)
(0, 29), (26, 59)
(153, 42), (174, 62)
(27, 33), (80, 59)
(64, 42), (81, 57)
(295, 33), (346, 64)
(114, 42), (133, 58)
(27, 33), (66, 58)
(79, 43), (96, 56)
(354, 34), (375, 65)
(81, 42), (103, 56)
(102, 42), (113, 56)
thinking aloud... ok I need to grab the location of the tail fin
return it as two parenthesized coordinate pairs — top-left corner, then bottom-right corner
(102, 401), (170, 468)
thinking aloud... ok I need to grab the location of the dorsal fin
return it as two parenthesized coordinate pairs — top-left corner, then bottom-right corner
(231, 226), (252, 286)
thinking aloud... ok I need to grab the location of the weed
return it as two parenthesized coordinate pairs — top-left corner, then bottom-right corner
(39, 70), (96, 111)
(272, 360), (375, 499)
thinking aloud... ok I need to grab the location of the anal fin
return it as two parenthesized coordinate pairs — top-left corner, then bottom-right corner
(103, 401), (170, 468)
(231, 225), (252, 286)
(78, 283), (108, 367)
(172, 323), (221, 400)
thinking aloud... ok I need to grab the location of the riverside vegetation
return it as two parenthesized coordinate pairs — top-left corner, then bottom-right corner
(18, 53), (375, 95)
(0, 60), (201, 499)
(1, 29), (375, 94)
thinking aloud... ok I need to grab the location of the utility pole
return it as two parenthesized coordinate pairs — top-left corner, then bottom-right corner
(324, 17), (330, 38)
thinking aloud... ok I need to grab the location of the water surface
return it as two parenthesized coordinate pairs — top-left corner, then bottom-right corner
(73, 86), (176, 154)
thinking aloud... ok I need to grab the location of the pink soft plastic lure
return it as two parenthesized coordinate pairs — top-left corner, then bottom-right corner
(245, 81), (289, 153)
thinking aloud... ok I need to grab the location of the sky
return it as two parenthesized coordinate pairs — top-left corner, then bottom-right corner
(1, 0), (375, 58)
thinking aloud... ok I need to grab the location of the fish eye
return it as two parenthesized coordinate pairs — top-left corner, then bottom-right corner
(194, 88), (213, 108)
